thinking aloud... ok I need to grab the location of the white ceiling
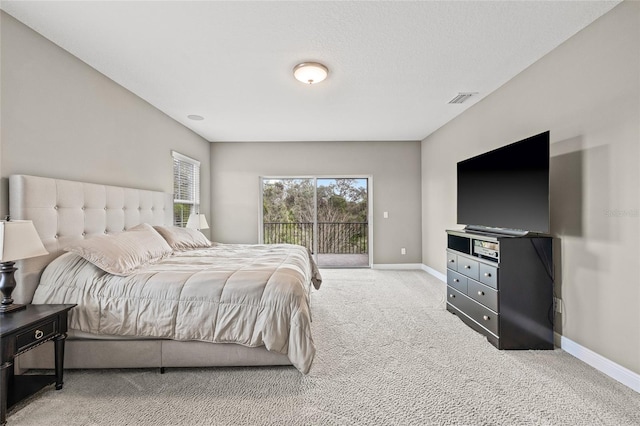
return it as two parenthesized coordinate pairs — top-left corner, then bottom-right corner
(1, 1), (620, 142)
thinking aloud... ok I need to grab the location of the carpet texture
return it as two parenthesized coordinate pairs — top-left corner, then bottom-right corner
(7, 269), (640, 425)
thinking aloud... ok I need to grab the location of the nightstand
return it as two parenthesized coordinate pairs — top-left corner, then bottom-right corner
(0, 304), (76, 425)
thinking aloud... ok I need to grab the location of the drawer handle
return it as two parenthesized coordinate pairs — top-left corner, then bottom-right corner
(453, 279), (459, 283)
(34, 329), (44, 339)
(478, 291), (484, 296)
(483, 315), (490, 321)
(464, 265), (471, 269)
(449, 259), (455, 263)
(449, 294), (455, 298)
(484, 272), (491, 277)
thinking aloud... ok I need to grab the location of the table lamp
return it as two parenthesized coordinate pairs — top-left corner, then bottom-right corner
(0, 220), (49, 313)
(186, 213), (209, 232)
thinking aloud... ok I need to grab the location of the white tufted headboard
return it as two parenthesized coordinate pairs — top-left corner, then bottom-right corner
(9, 175), (174, 303)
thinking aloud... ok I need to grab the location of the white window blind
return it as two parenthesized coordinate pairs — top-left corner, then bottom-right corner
(172, 151), (200, 227)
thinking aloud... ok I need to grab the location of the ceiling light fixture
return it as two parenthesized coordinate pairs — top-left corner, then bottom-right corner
(187, 115), (204, 121)
(293, 62), (328, 85)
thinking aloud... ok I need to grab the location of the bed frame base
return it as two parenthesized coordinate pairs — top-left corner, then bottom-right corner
(18, 339), (291, 370)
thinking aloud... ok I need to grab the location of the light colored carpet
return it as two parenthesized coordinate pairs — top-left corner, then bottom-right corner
(7, 269), (640, 425)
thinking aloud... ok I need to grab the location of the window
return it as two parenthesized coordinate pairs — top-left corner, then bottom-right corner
(172, 151), (200, 227)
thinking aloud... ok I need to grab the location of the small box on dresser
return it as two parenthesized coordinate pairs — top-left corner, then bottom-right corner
(446, 230), (554, 350)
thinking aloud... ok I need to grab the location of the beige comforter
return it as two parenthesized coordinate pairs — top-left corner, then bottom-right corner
(33, 243), (322, 373)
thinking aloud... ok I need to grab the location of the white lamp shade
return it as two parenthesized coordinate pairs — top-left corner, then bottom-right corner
(186, 213), (209, 230)
(293, 62), (328, 84)
(0, 220), (49, 262)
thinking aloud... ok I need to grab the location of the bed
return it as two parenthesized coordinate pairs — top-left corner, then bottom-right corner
(9, 174), (321, 374)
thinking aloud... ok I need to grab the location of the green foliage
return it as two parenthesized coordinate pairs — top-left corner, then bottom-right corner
(263, 179), (315, 223)
(174, 203), (192, 227)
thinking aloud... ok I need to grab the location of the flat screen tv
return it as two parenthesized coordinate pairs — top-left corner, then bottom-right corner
(457, 131), (550, 235)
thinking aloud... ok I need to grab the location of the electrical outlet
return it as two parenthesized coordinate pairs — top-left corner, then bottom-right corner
(401, 248), (406, 255)
(554, 297), (562, 314)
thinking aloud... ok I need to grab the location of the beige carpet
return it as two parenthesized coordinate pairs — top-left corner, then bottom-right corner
(7, 269), (640, 425)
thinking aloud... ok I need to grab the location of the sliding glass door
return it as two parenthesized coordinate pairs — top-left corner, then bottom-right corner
(315, 178), (369, 267)
(262, 178), (315, 250)
(261, 177), (370, 268)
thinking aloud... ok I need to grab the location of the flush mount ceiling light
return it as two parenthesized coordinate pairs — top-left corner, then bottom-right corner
(293, 62), (328, 85)
(187, 114), (204, 121)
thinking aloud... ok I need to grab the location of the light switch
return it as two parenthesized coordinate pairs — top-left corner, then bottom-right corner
(383, 212), (389, 219)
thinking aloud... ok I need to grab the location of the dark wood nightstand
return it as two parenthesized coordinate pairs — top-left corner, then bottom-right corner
(0, 304), (76, 425)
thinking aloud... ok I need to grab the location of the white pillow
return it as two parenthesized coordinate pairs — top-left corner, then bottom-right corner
(65, 223), (173, 276)
(153, 225), (212, 251)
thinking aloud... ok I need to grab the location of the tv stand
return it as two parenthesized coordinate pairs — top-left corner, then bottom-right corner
(446, 229), (554, 349)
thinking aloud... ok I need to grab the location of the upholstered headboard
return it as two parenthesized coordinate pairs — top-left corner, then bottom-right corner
(9, 175), (173, 303)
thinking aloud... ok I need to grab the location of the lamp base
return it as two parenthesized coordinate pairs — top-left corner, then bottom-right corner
(0, 302), (26, 314)
(0, 261), (24, 314)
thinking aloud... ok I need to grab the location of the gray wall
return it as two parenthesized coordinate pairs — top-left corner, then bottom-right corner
(210, 141), (422, 265)
(0, 11), (211, 236)
(421, 1), (639, 374)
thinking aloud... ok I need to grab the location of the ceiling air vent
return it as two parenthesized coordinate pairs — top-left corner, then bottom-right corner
(448, 92), (477, 104)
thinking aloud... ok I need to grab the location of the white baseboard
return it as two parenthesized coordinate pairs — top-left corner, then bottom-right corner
(558, 334), (640, 393)
(424, 263), (639, 393)
(421, 264), (446, 282)
(372, 263), (424, 270)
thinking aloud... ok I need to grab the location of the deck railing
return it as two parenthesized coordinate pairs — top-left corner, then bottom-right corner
(263, 222), (314, 252)
(263, 222), (368, 254)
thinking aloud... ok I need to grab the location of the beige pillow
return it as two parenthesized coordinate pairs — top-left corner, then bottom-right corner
(65, 223), (173, 276)
(153, 225), (212, 251)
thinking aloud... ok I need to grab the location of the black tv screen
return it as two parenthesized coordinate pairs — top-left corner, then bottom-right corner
(457, 131), (550, 234)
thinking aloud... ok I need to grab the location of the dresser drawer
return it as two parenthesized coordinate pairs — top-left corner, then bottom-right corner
(446, 252), (457, 271)
(479, 263), (498, 289)
(464, 297), (499, 336)
(16, 319), (57, 352)
(457, 256), (479, 281)
(446, 286), (468, 312)
(447, 269), (467, 294)
(467, 279), (498, 312)
(447, 286), (498, 336)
